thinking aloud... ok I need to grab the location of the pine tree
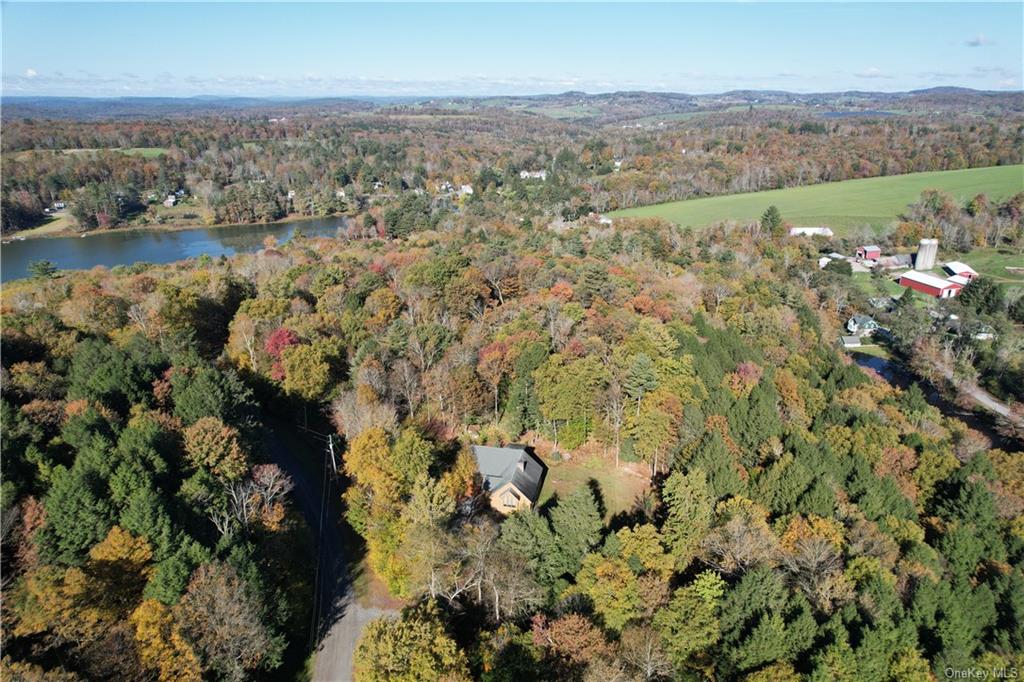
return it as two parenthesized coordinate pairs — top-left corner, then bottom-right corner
(690, 432), (745, 500)
(760, 205), (784, 238)
(549, 487), (603, 578)
(623, 354), (658, 416)
(661, 469), (714, 570)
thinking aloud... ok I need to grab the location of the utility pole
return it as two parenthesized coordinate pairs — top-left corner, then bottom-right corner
(327, 434), (339, 478)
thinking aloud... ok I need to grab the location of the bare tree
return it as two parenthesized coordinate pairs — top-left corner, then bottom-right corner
(619, 625), (674, 681)
(601, 378), (626, 467)
(175, 562), (279, 682)
(701, 514), (778, 575)
(779, 537), (852, 614)
(330, 389), (399, 441)
(389, 358), (423, 416)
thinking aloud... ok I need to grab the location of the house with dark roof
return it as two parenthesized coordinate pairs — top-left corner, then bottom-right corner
(471, 444), (547, 513)
(847, 314), (880, 336)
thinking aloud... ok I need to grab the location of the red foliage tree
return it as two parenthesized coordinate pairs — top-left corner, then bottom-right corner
(264, 327), (301, 360)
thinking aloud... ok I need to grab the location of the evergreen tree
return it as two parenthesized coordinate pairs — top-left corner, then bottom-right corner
(957, 277), (1003, 315)
(661, 469), (714, 569)
(549, 487), (603, 578)
(760, 205), (784, 238)
(623, 354), (658, 416)
(690, 432), (744, 500)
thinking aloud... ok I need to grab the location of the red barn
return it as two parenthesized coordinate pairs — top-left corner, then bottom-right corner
(857, 245), (882, 260)
(899, 270), (962, 299)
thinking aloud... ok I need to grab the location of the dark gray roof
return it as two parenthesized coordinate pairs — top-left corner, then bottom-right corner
(472, 444), (547, 505)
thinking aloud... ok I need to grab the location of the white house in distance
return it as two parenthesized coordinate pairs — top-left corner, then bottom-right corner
(458, 184), (474, 196)
(519, 170), (547, 181)
(847, 314), (880, 336)
(162, 194), (176, 208)
(789, 226), (834, 238)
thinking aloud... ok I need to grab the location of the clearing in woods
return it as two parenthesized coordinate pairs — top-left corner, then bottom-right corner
(611, 164), (1024, 235)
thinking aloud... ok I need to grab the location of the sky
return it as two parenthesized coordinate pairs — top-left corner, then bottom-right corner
(2, 2), (1021, 97)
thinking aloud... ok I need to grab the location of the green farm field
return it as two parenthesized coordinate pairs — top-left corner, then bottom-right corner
(11, 147), (168, 160)
(957, 248), (1024, 287)
(611, 165), (1024, 236)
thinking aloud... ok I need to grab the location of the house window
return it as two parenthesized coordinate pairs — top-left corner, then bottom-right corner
(502, 491), (517, 508)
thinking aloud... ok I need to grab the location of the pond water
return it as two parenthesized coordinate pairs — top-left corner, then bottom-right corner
(851, 352), (1011, 447)
(1, 215), (350, 282)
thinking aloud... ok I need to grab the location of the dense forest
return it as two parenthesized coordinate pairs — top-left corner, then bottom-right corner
(3, 198), (1022, 678)
(3, 98), (1022, 234)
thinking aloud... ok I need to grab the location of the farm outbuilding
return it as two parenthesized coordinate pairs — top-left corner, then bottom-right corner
(944, 261), (979, 280)
(857, 245), (882, 260)
(789, 226), (834, 237)
(898, 270), (962, 299)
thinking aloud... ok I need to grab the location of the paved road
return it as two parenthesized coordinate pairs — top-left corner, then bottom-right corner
(953, 375), (1012, 418)
(265, 425), (396, 682)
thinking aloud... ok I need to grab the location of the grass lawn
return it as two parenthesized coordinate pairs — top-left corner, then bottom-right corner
(14, 212), (74, 237)
(956, 247), (1024, 288)
(851, 345), (891, 360)
(536, 454), (649, 520)
(611, 165), (1024, 236)
(851, 271), (905, 299)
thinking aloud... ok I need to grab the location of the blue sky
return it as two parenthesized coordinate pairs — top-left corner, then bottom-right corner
(2, 2), (1021, 97)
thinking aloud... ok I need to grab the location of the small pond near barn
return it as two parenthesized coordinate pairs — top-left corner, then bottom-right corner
(850, 351), (1011, 447)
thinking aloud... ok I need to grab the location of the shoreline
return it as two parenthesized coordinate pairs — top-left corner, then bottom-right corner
(3, 211), (352, 242)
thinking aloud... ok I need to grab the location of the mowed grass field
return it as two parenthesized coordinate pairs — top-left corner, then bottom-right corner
(611, 165), (1024, 236)
(958, 248), (1024, 287)
(12, 147), (168, 160)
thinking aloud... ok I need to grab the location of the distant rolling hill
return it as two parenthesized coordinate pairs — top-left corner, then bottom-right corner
(610, 165), (1024, 236)
(3, 88), (1021, 122)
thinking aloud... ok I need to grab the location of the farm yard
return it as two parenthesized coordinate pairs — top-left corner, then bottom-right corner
(611, 164), (1024, 235)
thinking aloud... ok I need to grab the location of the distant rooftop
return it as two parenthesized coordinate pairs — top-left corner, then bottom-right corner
(944, 261), (978, 276)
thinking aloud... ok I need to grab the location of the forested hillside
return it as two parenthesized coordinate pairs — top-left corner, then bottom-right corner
(3, 101), (1021, 234)
(3, 209), (1022, 679)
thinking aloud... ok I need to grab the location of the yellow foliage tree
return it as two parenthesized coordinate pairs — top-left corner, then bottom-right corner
(130, 599), (203, 682)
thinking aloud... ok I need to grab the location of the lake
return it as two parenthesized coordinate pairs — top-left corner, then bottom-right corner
(1, 215), (350, 282)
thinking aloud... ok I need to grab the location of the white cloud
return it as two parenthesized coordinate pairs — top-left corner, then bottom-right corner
(965, 34), (993, 47)
(25, 68), (37, 78)
(854, 67), (892, 79)
(997, 78), (1018, 89)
